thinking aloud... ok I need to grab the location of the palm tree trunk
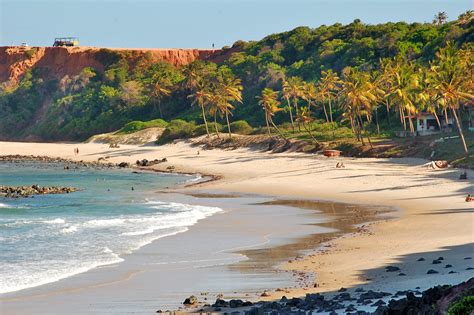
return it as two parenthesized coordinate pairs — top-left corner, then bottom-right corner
(265, 112), (271, 136)
(201, 105), (210, 137)
(225, 110), (232, 139)
(349, 116), (358, 141)
(433, 111), (441, 130)
(157, 101), (163, 119)
(293, 95), (301, 131)
(286, 97), (295, 131)
(321, 96), (329, 123)
(399, 106), (407, 131)
(408, 114), (415, 134)
(270, 118), (287, 140)
(385, 99), (391, 126)
(451, 107), (468, 154)
(444, 108), (449, 125)
(328, 96), (334, 123)
(357, 113), (368, 146)
(375, 106), (380, 135)
(302, 122), (319, 144)
(214, 112), (220, 138)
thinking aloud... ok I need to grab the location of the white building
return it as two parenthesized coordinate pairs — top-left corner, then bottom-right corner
(416, 112), (453, 136)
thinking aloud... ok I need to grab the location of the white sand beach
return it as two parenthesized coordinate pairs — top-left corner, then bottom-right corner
(0, 140), (473, 313)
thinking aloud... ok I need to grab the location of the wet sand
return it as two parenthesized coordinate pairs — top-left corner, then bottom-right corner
(0, 191), (392, 314)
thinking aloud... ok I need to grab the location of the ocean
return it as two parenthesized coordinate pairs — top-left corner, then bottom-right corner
(0, 161), (221, 294)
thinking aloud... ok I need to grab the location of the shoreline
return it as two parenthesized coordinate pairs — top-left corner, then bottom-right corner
(1, 141), (474, 313)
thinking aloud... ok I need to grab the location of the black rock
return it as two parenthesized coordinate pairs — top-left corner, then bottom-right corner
(358, 290), (391, 302)
(449, 270), (457, 274)
(437, 256), (444, 260)
(432, 259), (442, 264)
(212, 299), (229, 308)
(338, 287), (347, 292)
(466, 267), (474, 270)
(335, 292), (351, 301)
(427, 269), (439, 274)
(465, 257), (472, 260)
(371, 300), (386, 307)
(417, 257), (425, 261)
(183, 295), (198, 305)
(385, 266), (401, 272)
(355, 288), (365, 293)
(398, 272), (406, 276)
(445, 264), (453, 268)
(242, 301), (253, 307)
(229, 299), (244, 308)
(346, 304), (357, 312)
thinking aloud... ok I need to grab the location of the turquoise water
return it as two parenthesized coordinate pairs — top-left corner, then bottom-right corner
(0, 162), (221, 294)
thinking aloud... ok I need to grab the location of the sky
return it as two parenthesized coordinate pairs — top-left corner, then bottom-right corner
(0, 0), (472, 48)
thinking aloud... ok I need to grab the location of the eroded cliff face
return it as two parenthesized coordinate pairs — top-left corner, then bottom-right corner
(0, 46), (224, 88)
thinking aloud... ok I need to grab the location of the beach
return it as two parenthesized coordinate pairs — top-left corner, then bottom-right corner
(0, 140), (473, 313)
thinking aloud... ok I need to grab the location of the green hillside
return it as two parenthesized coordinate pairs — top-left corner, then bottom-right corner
(0, 11), (472, 145)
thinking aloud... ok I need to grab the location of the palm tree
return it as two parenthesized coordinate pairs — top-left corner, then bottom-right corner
(433, 11), (448, 25)
(339, 67), (379, 147)
(388, 58), (419, 133)
(188, 88), (212, 136)
(151, 82), (171, 119)
(378, 58), (397, 126)
(317, 70), (341, 124)
(283, 77), (305, 131)
(281, 80), (295, 130)
(257, 88), (286, 139)
(296, 106), (319, 143)
(416, 68), (442, 129)
(428, 42), (474, 154)
(213, 75), (243, 139)
(301, 82), (319, 115)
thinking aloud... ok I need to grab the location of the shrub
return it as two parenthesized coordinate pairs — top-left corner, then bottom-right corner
(24, 48), (38, 59)
(194, 123), (222, 136)
(157, 119), (196, 144)
(116, 119), (168, 134)
(223, 120), (253, 135)
(448, 296), (474, 315)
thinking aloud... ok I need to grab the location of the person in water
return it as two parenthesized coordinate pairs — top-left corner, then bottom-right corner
(465, 194), (474, 202)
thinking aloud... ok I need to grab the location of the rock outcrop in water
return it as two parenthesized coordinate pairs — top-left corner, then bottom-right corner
(0, 185), (78, 198)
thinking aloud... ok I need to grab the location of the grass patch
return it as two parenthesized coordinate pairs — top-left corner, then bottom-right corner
(115, 119), (168, 135)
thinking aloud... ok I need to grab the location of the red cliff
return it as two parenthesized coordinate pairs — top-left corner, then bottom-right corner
(0, 46), (228, 88)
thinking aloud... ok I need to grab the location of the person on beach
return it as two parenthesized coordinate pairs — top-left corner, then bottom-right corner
(465, 194), (474, 202)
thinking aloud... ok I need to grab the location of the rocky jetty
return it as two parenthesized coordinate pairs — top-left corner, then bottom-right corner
(0, 185), (78, 198)
(0, 154), (118, 168)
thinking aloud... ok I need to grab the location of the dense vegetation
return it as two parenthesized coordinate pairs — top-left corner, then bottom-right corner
(0, 11), (472, 152)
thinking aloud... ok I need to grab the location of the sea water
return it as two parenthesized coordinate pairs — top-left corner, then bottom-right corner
(0, 161), (221, 294)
